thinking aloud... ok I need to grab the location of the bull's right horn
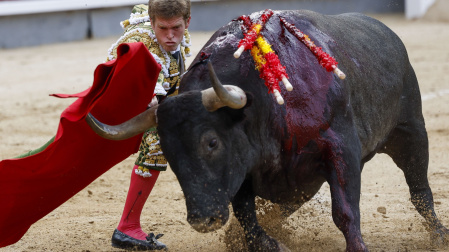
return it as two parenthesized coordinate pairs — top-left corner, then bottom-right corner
(202, 61), (247, 112)
(85, 105), (158, 141)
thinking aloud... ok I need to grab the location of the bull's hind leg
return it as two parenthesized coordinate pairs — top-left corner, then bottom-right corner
(381, 119), (449, 245)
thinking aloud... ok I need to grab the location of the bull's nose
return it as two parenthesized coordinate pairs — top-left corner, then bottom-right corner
(187, 212), (229, 233)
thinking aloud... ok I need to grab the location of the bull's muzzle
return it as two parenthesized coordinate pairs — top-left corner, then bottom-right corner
(187, 207), (230, 233)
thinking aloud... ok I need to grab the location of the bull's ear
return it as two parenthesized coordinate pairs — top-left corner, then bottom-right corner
(222, 92), (253, 123)
(243, 92), (253, 109)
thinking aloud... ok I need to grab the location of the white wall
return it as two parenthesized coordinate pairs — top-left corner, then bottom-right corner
(405, 0), (436, 19)
(0, 0), (143, 16)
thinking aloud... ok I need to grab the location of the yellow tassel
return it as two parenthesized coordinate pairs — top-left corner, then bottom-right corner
(256, 36), (274, 55)
(251, 46), (266, 69)
(253, 24), (262, 34)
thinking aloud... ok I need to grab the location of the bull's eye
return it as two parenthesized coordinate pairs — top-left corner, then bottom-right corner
(209, 138), (218, 149)
(200, 131), (221, 158)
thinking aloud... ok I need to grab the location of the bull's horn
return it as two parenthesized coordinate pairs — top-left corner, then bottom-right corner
(85, 106), (158, 141)
(202, 61), (247, 112)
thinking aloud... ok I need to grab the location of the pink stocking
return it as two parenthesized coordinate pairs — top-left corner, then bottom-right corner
(117, 165), (160, 240)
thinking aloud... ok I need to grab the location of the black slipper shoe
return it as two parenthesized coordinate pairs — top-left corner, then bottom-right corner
(111, 229), (167, 251)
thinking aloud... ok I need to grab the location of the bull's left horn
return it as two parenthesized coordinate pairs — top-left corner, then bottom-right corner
(202, 61), (247, 111)
(85, 106), (158, 141)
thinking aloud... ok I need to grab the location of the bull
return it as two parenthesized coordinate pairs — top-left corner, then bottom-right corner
(86, 10), (449, 251)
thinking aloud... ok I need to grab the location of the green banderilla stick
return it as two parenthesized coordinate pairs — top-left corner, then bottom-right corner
(13, 135), (55, 159)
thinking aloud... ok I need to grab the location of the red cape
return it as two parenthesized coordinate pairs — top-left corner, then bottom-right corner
(0, 43), (160, 247)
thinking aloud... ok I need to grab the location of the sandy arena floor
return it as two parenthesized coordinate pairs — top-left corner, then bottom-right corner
(1, 13), (449, 252)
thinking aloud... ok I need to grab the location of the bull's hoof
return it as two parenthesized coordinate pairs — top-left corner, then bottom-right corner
(430, 227), (449, 247)
(248, 239), (290, 252)
(278, 242), (291, 252)
(111, 229), (167, 251)
(247, 231), (290, 252)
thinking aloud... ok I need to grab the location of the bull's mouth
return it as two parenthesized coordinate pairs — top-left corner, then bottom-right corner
(187, 208), (230, 233)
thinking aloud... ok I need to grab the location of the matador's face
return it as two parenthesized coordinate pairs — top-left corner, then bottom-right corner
(152, 16), (191, 52)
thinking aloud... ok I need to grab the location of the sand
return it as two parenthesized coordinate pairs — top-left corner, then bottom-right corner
(1, 14), (449, 252)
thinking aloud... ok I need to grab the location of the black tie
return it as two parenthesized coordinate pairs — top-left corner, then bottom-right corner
(171, 51), (180, 60)
(171, 51), (184, 76)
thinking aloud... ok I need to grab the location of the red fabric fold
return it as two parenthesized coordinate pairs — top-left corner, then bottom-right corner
(0, 42), (160, 248)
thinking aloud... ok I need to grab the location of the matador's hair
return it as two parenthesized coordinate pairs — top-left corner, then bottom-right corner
(148, 0), (191, 22)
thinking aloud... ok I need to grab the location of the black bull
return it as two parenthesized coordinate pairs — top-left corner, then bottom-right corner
(87, 10), (449, 251)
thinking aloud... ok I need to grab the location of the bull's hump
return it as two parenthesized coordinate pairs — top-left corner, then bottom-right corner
(204, 33), (240, 52)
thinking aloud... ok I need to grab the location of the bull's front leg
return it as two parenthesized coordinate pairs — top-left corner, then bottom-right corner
(231, 179), (288, 251)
